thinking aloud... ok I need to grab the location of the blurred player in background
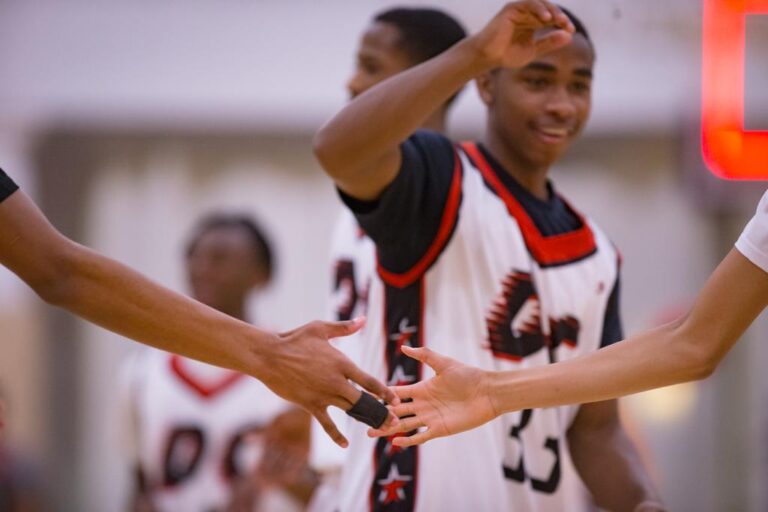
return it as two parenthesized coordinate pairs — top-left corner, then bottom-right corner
(122, 213), (316, 512)
(0, 170), (397, 439)
(0, 386), (43, 512)
(309, 7), (467, 512)
(315, 1), (664, 511)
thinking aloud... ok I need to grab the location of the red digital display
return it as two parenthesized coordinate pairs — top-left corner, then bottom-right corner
(702, 0), (768, 180)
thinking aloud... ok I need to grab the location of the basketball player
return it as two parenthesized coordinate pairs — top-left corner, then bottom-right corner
(0, 386), (43, 512)
(331, 8), (467, 325)
(310, 8), (466, 511)
(371, 191), (768, 447)
(124, 214), (315, 512)
(0, 170), (396, 446)
(314, 1), (664, 511)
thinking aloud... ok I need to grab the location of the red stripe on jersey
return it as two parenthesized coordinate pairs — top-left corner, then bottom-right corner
(377, 150), (463, 289)
(169, 355), (245, 399)
(460, 142), (597, 267)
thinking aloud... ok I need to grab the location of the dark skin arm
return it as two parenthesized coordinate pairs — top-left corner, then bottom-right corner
(567, 400), (664, 512)
(313, 0), (575, 200)
(0, 190), (398, 446)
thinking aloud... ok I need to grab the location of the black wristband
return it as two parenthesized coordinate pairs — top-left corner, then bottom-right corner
(346, 392), (389, 429)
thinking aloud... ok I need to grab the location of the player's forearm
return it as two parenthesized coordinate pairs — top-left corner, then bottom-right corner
(314, 38), (489, 180)
(0, 191), (273, 377)
(489, 320), (710, 413)
(491, 250), (768, 414)
(46, 241), (274, 377)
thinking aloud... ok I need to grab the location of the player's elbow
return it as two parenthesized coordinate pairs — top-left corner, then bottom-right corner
(313, 126), (352, 180)
(686, 345), (720, 381)
(29, 241), (82, 308)
(668, 318), (720, 381)
(312, 129), (338, 175)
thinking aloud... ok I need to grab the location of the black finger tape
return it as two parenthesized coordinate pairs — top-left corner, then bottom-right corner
(346, 392), (389, 429)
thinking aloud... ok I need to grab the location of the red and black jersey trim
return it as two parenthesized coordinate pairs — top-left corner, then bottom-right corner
(370, 278), (424, 511)
(169, 355), (245, 399)
(377, 150), (463, 289)
(459, 142), (597, 268)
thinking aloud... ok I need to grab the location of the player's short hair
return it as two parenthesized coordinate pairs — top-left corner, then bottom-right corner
(373, 7), (466, 104)
(558, 6), (594, 53)
(186, 213), (275, 283)
(374, 7), (467, 65)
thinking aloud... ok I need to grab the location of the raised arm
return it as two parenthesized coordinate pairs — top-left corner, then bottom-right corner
(372, 248), (768, 446)
(313, 0), (574, 200)
(0, 189), (397, 446)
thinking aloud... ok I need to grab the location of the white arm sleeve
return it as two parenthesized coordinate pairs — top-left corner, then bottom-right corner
(736, 191), (768, 273)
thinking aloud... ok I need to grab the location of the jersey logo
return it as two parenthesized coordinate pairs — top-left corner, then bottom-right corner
(504, 409), (562, 494)
(162, 427), (205, 487)
(486, 270), (580, 361)
(333, 259), (369, 321)
(160, 424), (266, 491)
(389, 318), (417, 354)
(377, 465), (413, 505)
(222, 424), (266, 479)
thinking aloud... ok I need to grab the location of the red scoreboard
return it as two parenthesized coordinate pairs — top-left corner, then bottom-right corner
(702, 0), (768, 180)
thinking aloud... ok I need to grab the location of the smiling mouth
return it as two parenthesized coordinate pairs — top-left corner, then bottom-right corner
(534, 126), (573, 144)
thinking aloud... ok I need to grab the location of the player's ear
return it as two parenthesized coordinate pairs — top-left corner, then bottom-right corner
(475, 71), (497, 106)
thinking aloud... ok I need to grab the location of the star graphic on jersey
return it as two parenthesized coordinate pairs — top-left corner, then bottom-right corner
(388, 365), (415, 386)
(377, 465), (412, 504)
(389, 318), (418, 354)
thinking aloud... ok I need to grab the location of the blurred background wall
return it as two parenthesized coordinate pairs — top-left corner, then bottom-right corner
(0, 0), (766, 510)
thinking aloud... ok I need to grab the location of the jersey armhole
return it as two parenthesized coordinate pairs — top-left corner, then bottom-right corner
(376, 149), (464, 288)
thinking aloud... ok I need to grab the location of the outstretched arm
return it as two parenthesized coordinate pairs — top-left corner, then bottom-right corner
(372, 248), (768, 446)
(490, 248), (768, 410)
(314, 0), (574, 200)
(0, 189), (397, 446)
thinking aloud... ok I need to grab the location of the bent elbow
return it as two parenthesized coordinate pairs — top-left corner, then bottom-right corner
(28, 244), (80, 308)
(312, 129), (338, 176)
(672, 321), (721, 382)
(689, 350), (719, 380)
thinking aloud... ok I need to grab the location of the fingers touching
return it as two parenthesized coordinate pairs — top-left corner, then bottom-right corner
(346, 364), (399, 405)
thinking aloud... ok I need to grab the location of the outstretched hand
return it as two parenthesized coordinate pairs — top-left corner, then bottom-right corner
(470, 0), (575, 71)
(256, 317), (399, 448)
(367, 346), (499, 447)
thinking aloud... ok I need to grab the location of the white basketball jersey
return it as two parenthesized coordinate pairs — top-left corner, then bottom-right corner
(123, 349), (298, 512)
(337, 140), (619, 512)
(330, 208), (377, 325)
(736, 190), (768, 273)
(308, 209), (380, 512)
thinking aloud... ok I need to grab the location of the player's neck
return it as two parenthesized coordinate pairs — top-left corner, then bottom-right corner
(482, 130), (550, 200)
